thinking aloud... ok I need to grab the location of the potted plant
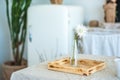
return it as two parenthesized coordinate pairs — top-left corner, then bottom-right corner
(2, 0), (31, 80)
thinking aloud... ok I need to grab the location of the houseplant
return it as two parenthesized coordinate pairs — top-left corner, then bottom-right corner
(2, 0), (31, 80)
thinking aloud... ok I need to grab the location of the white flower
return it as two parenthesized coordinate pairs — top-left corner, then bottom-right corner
(74, 24), (87, 38)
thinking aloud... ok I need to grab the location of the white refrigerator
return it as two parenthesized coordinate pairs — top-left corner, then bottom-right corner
(27, 5), (84, 66)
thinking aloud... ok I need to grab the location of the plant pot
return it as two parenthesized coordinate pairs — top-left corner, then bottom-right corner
(2, 60), (27, 80)
(50, 0), (63, 4)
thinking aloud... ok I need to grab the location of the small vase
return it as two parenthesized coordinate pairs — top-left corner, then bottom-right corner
(50, 0), (63, 4)
(70, 39), (78, 66)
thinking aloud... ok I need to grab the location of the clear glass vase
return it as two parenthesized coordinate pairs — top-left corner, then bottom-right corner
(70, 39), (78, 66)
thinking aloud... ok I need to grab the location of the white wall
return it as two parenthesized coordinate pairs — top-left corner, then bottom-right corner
(0, 0), (105, 79)
(0, 0), (11, 79)
(66, 0), (105, 25)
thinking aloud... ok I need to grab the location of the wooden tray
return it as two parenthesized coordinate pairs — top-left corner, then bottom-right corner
(48, 57), (106, 76)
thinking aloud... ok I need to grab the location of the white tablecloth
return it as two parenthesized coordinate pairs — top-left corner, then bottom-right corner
(82, 28), (120, 57)
(11, 54), (119, 80)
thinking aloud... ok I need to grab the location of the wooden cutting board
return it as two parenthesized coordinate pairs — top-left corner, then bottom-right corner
(48, 57), (106, 76)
